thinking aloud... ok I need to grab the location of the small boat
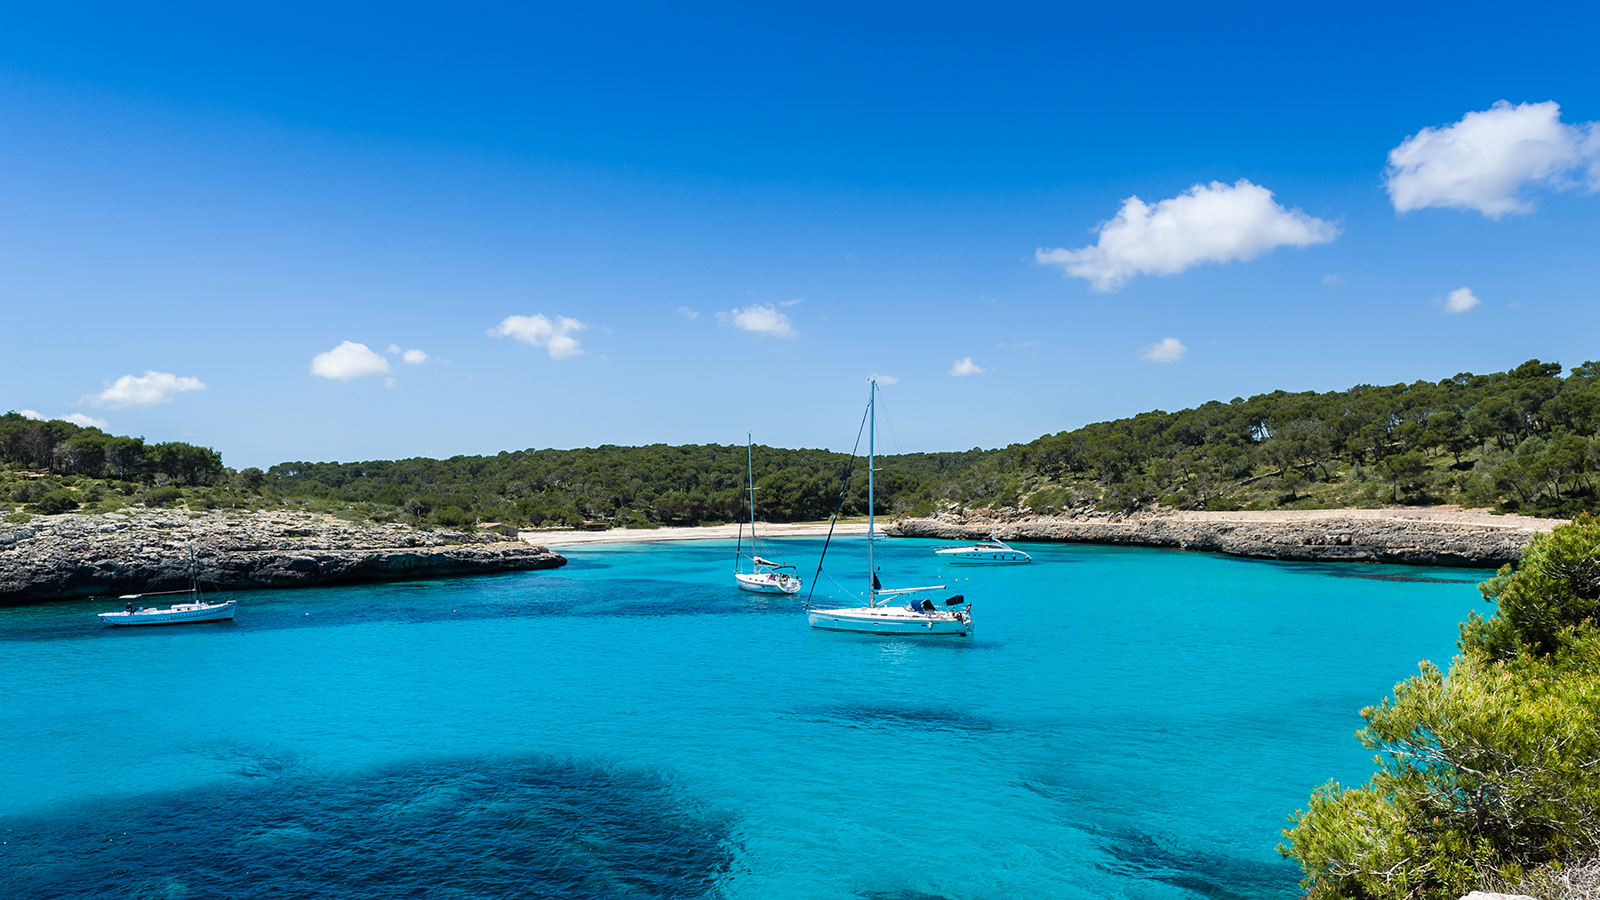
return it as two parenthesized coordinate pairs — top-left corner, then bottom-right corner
(805, 380), (973, 636)
(736, 555), (802, 594)
(735, 435), (802, 595)
(97, 551), (236, 626)
(934, 536), (1032, 564)
(98, 594), (236, 626)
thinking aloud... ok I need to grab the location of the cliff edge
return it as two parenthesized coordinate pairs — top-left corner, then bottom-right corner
(0, 509), (566, 605)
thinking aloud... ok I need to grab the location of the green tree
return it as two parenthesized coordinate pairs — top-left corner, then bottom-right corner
(1283, 519), (1600, 900)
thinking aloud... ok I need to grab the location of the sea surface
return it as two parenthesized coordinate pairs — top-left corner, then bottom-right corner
(0, 536), (1490, 900)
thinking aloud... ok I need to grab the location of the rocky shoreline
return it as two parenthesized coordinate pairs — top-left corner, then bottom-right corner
(0, 509), (566, 605)
(886, 507), (1566, 568)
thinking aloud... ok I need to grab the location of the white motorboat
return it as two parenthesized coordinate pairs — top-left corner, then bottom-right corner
(934, 536), (1032, 564)
(98, 593), (237, 626)
(735, 436), (802, 595)
(805, 380), (973, 637)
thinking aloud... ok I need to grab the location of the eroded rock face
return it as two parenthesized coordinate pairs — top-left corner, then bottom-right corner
(0, 509), (566, 605)
(886, 509), (1560, 567)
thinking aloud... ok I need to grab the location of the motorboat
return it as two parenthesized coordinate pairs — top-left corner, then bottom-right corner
(734, 436), (802, 595)
(98, 593), (236, 626)
(805, 380), (973, 636)
(934, 536), (1032, 564)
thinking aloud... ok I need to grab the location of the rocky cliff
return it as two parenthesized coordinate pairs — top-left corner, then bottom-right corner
(886, 507), (1564, 567)
(0, 509), (566, 605)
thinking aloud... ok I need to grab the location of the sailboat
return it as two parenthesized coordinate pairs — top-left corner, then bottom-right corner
(734, 436), (802, 595)
(805, 380), (974, 636)
(97, 549), (236, 626)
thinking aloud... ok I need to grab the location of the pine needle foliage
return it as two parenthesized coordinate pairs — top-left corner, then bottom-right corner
(1282, 518), (1600, 900)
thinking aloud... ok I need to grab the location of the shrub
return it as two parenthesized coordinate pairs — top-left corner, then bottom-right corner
(144, 486), (183, 507)
(29, 490), (79, 514)
(11, 480), (50, 503)
(1283, 518), (1600, 900)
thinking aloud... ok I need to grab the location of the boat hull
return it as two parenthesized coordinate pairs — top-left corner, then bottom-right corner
(735, 573), (801, 594)
(934, 549), (1031, 564)
(98, 600), (237, 626)
(807, 606), (972, 636)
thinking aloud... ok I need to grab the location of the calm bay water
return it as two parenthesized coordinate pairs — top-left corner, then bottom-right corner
(0, 537), (1488, 900)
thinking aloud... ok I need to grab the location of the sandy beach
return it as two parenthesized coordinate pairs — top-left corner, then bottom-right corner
(520, 521), (874, 547)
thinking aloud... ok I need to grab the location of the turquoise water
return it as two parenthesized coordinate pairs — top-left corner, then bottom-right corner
(0, 537), (1489, 900)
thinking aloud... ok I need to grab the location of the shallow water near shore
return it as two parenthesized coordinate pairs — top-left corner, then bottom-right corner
(0, 537), (1489, 900)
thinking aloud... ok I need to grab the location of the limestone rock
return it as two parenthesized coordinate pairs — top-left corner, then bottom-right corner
(886, 508), (1562, 567)
(0, 509), (566, 605)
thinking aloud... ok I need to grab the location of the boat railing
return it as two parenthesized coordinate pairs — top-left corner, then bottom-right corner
(872, 584), (946, 597)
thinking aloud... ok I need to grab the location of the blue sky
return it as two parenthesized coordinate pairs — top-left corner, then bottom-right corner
(3, 2), (1598, 469)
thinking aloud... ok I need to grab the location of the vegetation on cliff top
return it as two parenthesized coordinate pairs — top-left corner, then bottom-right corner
(7, 357), (1600, 526)
(1282, 517), (1600, 899)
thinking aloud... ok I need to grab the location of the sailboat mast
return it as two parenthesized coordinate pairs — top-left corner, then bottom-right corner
(867, 379), (875, 605)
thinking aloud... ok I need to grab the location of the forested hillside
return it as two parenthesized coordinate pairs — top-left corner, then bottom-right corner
(6, 358), (1600, 526)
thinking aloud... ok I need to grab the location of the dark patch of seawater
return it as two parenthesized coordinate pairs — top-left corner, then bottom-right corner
(1090, 822), (1300, 900)
(1020, 772), (1300, 900)
(0, 754), (736, 900)
(1236, 557), (1492, 585)
(795, 701), (1002, 734)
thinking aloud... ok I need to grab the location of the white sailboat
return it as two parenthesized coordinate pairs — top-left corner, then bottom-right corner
(97, 592), (237, 626)
(97, 549), (237, 626)
(734, 436), (802, 595)
(805, 381), (973, 636)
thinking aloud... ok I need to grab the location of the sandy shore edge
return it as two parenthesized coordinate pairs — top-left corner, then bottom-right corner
(523, 507), (1564, 548)
(522, 521), (872, 547)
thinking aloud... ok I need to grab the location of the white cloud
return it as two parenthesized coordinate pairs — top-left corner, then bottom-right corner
(950, 357), (986, 376)
(1036, 179), (1339, 291)
(1385, 101), (1600, 218)
(385, 343), (430, 365)
(1322, 274), (1344, 285)
(676, 307), (699, 320)
(310, 341), (391, 380)
(867, 372), (899, 385)
(21, 409), (110, 428)
(717, 303), (797, 338)
(779, 298), (803, 307)
(489, 314), (587, 359)
(86, 370), (207, 407)
(1139, 337), (1187, 363)
(1443, 287), (1481, 313)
